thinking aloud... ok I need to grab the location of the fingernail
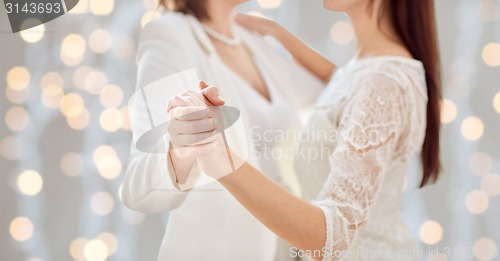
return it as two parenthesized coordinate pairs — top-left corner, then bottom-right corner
(217, 96), (225, 102)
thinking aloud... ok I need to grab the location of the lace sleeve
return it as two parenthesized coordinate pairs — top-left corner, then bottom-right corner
(312, 73), (409, 260)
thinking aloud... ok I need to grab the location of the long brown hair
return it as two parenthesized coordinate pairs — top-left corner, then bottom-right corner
(374, 0), (442, 187)
(158, 0), (209, 20)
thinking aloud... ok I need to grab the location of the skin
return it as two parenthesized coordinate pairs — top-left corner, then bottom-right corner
(168, 0), (415, 258)
(169, 0), (269, 183)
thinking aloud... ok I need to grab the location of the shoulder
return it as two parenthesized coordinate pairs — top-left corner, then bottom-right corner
(139, 12), (192, 44)
(348, 57), (426, 94)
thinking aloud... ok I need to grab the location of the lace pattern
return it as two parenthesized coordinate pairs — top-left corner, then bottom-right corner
(310, 58), (427, 261)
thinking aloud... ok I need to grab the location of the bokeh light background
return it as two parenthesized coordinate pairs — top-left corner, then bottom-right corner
(0, 0), (499, 260)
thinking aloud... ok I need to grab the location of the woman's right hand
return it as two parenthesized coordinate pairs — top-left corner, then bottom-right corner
(235, 13), (281, 38)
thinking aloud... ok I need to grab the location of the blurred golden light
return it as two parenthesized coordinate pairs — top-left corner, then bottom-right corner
(93, 145), (117, 166)
(9, 216), (34, 241)
(66, 108), (90, 130)
(465, 190), (489, 214)
(6, 87), (29, 104)
(141, 11), (162, 28)
(121, 207), (145, 225)
(473, 237), (498, 261)
(20, 22), (45, 43)
(69, 0), (89, 14)
(120, 106), (131, 131)
(257, 0), (282, 9)
(469, 152), (492, 176)
(41, 72), (64, 89)
(418, 220), (443, 245)
(481, 173), (500, 197)
(460, 116), (484, 141)
(60, 93), (85, 118)
(441, 99), (457, 124)
(493, 92), (500, 114)
(5, 106), (29, 131)
(89, 29), (113, 53)
(41, 85), (64, 109)
(60, 153), (84, 177)
(7, 66), (30, 91)
(84, 70), (108, 95)
(143, 0), (157, 11)
(97, 154), (122, 180)
(90, 191), (114, 216)
(111, 36), (135, 59)
(99, 108), (124, 132)
(482, 42), (500, 67)
(97, 232), (119, 256)
(61, 34), (87, 66)
(73, 66), (93, 89)
(99, 85), (124, 108)
(84, 239), (109, 261)
(17, 170), (43, 196)
(70, 237), (88, 261)
(0, 136), (22, 160)
(90, 0), (114, 16)
(330, 21), (355, 45)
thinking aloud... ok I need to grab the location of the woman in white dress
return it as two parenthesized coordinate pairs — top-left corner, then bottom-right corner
(121, 0), (327, 260)
(166, 0), (442, 260)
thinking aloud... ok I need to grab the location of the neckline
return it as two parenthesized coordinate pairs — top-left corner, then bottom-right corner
(350, 55), (424, 67)
(188, 16), (274, 103)
(219, 56), (274, 104)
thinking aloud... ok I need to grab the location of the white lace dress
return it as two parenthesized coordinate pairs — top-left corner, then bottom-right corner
(295, 56), (428, 261)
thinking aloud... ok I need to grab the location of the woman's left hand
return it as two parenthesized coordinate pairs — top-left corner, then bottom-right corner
(235, 13), (281, 38)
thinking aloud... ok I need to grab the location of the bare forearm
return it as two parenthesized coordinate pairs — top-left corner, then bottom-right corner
(219, 162), (326, 253)
(275, 28), (336, 82)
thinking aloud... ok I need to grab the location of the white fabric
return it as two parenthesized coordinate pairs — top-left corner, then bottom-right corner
(121, 13), (324, 261)
(295, 56), (428, 261)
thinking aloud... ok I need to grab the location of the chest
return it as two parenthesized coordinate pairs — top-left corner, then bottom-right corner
(214, 43), (270, 101)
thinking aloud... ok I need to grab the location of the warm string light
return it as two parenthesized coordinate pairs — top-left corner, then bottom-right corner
(1, 2), (499, 260)
(419, 220), (443, 245)
(330, 21), (354, 45)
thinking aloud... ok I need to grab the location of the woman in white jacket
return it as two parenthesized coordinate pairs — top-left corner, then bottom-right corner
(120, 0), (328, 260)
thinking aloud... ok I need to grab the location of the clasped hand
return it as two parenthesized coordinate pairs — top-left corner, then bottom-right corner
(166, 81), (242, 186)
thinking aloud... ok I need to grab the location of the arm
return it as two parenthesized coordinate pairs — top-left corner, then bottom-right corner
(193, 74), (407, 259)
(236, 13), (336, 82)
(121, 18), (196, 213)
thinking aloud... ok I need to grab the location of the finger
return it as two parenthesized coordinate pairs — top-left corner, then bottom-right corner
(167, 95), (198, 112)
(168, 117), (216, 135)
(201, 86), (225, 106)
(199, 80), (209, 90)
(235, 13), (254, 23)
(174, 130), (218, 147)
(170, 106), (209, 121)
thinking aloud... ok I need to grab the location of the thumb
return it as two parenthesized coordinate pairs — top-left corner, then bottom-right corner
(199, 80), (210, 90)
(201, 86), (225, 106)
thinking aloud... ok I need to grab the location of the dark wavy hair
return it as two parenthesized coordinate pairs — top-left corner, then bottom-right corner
(158, 0), (209, 20)
(372, 0), (442, 187)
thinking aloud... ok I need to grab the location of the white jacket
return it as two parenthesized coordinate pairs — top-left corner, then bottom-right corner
(121, 13), (324, 261)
